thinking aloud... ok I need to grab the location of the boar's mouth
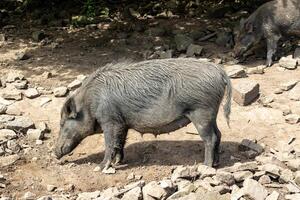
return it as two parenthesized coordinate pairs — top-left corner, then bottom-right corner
(54, 136), (82, 159)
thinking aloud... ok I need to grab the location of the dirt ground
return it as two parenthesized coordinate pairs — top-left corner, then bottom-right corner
(1, 18), (300, 198)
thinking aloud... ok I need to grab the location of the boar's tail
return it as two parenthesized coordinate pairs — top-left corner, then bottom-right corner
(223, 73), (232, 128)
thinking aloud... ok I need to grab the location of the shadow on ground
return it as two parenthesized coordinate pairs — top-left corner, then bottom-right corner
(72, 140), (251, 170)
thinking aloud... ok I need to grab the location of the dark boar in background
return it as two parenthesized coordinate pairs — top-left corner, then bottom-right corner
(234, 0), (300, 66)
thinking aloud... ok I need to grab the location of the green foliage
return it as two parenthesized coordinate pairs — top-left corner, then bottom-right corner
(82, 0), (96, 17)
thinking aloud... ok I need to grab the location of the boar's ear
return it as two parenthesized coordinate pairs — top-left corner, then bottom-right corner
(244, 22), (253, 33)
(64, 98), (77, 119)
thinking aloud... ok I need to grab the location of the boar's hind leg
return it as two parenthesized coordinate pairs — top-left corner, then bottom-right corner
(266, 34), (281, 67)
(212, 122), (221, 167)
(100, 122), (128, 170)
(187, 110), (218, 167)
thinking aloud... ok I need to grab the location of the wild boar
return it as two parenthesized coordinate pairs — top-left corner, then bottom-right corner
(55, 58), (232, 169)
(234, 0), (300, 66)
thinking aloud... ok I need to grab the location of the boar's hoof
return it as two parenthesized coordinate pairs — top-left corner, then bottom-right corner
(100, 160), (112, 170)
(113, 154), (123, 166)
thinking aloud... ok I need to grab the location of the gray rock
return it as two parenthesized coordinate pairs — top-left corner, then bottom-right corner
(274, 88), (283, 94)
(294, 171), (300, 186)
(76, 191), (101, 200)
(14, 51), (30, 61)
(279, 168), (294, 183)
(6, 72), (25, 83)
(279, 56), (298, 69)
(123, 180), (145, 191)
(259, 95), (274, 106)
(77, 75), (87, 82)
(167, 184), (195, 199)
(289, 83), (300, 101)
(174, 34), (193, 51)
(0, 97), (13, 106)
(0, 115), (15, 123)
(67, 79), (82, 91)
(27, 129), (44, 140)
(36, 140), (43, 145)
(157, 50), (173, 59)
(22, 191), (36, 200)
(171, 166), (198, 181)
(175, 180), (192, 191)
(12, 80), (28, 89)
(0, 197), (12, 200)
(286, 182), (300, 193)
(142, 181), (168, 200)
(159, 179), (174, 190)
(230, 162), (258, 172)
(265, 191), (279, 200)
(0, 104), (7, 114)
(285, 114), (300, 124)
(287, 159), (300, 171)
(243, 178), (268, 200)
(102, 167), (116, 174)
(0, 129), (17, 141)
(239, 139), (264, 154)
(24, 88), (40, 99)
(186, 44), (203, 57)
(233, 171), (253, 182)
(32, 31), (46, 42)
(280, 80), (298, 91)
(41, 72), (52, 79)
(53, 87), (68, 97)
(202, 177), (221, 186)
(195, 188), (230, 200)
(215, 171), (235, 186)
(121, 187), (142, 200)
(261, 163), (281, 178)
(1, 90), (22, 100)
(0, 154), (20, 167)
(101, 187), (120, 199)
(285, 194), (300, 200)
(213, 185), (231, 195)
(233, 80), (259, 106)
(197, 164), (216, 178)
(270, 103), (291, 116)
(4, 116), (35, 133)
(5, 105), (22, 116)
(226, 65), (246, 78)
(258, 175), (271, 185)
(243, 150), (259, 159)
(46, 184), (57, 192)
(6, 139), (21, 153)
(246, 66), (265, 75)
(35, 122), (50, 134)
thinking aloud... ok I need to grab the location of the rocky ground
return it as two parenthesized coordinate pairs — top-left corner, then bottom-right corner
(1, 13), (300, 200)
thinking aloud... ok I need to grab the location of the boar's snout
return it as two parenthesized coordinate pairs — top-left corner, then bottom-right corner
(54, 129), (83, 159)
(54, 146), (64, 159)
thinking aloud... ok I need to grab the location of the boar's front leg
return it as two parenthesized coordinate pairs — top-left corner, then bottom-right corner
(266, 34), (281, 67)
(100, 121), (128, 170)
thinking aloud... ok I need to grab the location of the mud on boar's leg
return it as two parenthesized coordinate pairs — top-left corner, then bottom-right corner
(100, 122), (128, 170)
